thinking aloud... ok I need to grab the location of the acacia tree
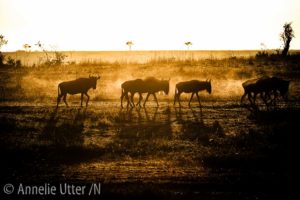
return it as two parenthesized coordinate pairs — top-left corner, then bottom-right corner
(280, 22), (295, 57)
(126, 41), (134, 50)
(23, 44), (31, 52)
(0, 34), (8, 66)
(185, 41), (192, 50)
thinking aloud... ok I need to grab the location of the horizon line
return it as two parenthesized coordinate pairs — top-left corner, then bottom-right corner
(3, 49), (300, 53)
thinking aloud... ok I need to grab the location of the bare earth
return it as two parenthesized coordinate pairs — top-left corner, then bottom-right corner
(1, 99), (299, 199)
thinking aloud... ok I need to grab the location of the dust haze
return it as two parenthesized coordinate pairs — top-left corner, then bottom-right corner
(2, 51), (280, 104)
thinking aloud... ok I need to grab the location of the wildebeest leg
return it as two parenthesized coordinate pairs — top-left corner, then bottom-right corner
(125, 92), (130, 108)
(253, 93), (258, 105)
(143, 93), (151, 107)
(196, 92), (202, 109)
(128, 92), (134, 107)
(130, 92), (136, 108)
(63, 94), (68, 107)
(247, 92), (254, 105)
(126, 92), (132, 108)
(120, 91), (125, 108)
(85, 92), (90, 107)
(261, 92), (271, 110)
(177, 92), (182, 107)
(153, 93), (159, 107)
(273, 90), (278, 109)
(188, 93), (195, 107)
(56, 94), (63, 108)
(240, 92), (247, 104)
(137, 93), (143, 108)
(247, 92), (256, 110)
(173, 93), (177, 105)
(80, 93), (84, 107)
(252, 92), (260, 111)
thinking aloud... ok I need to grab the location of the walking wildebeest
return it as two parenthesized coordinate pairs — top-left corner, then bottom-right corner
(241, 76), (290, 108)
(241, 77), (267, 105)
(142, 77), (169, 107)
(120, 79), (144, 108)
(120, 77), (169, 108)
(174, 80), (212, 107)
(57, 75), (100, 108)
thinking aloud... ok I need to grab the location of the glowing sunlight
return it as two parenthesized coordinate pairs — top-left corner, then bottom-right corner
(1, 0), (299, 51)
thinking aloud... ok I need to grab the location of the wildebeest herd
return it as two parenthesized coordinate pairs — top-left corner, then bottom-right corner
(56, 75), (290, 111)
(241, 76), (290, 110)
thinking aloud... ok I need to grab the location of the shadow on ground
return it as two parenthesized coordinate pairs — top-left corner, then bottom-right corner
(1, 104), (299, 199)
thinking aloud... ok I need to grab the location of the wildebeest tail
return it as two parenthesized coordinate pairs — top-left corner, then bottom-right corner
(174, 85), (178, 95)
(121, 84), (127, 98)
(58, 84), (61, 96)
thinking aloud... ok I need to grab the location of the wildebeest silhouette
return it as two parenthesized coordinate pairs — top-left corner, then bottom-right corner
(120, 79), (144, 108)
(241, 76), (290, 107)
(241, 77), (265, 105)
(120, 77), (169, 108)
(56, 75), (100, 108)
(142, 77), (169, 107)
(174, 80), (212, 107)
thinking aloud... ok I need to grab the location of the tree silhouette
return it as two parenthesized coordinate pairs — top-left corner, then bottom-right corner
(23, 44), (32, 52)
(35, 41), (50, 63)
(0, 34), (8, 66)
(126, 41), (134, 50)
(185, 41), (192, 50)
(0, 35), (8, 49)
(280, 22), (295, 57)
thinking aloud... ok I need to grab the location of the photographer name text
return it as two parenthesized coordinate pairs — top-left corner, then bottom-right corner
(3, 183), (101, 196)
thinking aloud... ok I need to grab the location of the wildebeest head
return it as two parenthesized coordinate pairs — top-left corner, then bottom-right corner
(206, 80), (212, 94)
(89, 75), (101, 89)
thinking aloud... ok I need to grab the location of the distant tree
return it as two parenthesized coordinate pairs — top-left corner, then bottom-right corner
(280, 22), (295, 57)
(23, 43), (31, 52)
(0, 34), (8, 66)
(22, 44), (32, 66)
(185, 41), (192, 50)
(0, 35), (8, 49)
(35, 41), (50, 63)
(126, 41), (134, 50)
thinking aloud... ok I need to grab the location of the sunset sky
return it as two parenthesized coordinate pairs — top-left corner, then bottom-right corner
(1, 0), (299, 51)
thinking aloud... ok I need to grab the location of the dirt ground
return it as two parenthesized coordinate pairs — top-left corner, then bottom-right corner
(1, 99), (300, 199)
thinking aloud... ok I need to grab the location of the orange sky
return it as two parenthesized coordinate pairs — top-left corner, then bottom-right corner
(1, 0), (299, 51)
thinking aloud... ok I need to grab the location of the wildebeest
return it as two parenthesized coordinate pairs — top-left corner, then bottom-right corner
(241, 77), (267, 105)
(120, 77), (169, 108)
(174, 80), (212, 107)
(120, 79), (144, 108)
(241, 76), (290, 108)
(57, 75), (100, 108)
(142, 77), (169, 107)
